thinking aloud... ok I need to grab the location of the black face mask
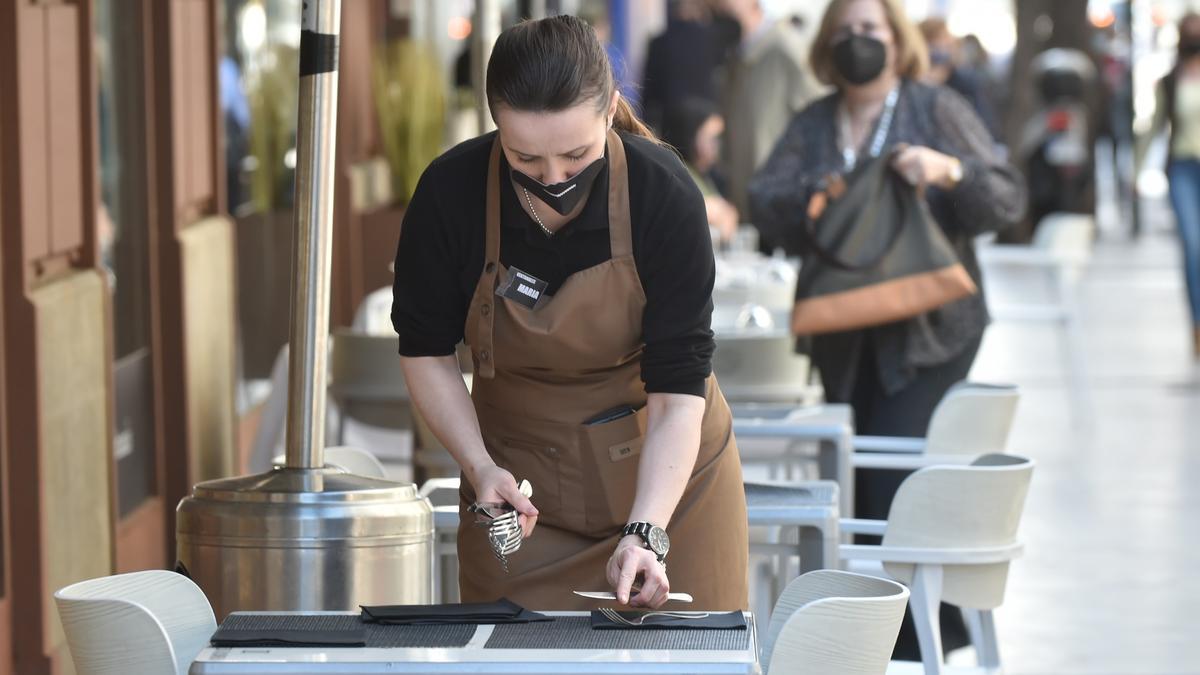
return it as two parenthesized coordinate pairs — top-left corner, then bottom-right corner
(511, 155), (607, 215)
(1182, 40), (1200, 58)
(832, 34), (888, 85)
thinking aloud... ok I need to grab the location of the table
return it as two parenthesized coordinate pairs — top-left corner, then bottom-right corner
(731, 404), (855, 519)
(190, 611), (760, 674)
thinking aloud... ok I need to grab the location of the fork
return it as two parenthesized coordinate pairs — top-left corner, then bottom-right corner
(597, 607), (711, 626)
(470, 480), (533, 572)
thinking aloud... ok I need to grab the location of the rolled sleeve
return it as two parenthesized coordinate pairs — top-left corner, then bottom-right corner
(638, 175), (715, 397)
(391, 164), (468, 357)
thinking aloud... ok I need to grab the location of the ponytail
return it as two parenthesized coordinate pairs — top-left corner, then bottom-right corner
(612, 96), (659, 142)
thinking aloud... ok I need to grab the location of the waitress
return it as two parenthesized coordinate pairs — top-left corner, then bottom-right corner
(391, 15), (747, 611)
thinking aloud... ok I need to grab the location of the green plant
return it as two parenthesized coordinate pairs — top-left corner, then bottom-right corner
(246, 45), (299, 213)
(372, 39), (446, 205)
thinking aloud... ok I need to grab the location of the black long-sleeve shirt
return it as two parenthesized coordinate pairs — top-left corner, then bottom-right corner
(391, 131), (716, 397)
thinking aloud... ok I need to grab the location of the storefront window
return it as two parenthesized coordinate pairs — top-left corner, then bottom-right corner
(95, 0), (157, 517)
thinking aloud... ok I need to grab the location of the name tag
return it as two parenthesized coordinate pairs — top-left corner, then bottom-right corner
(609, 437), (643, 462)
(496, 266), (549, 310)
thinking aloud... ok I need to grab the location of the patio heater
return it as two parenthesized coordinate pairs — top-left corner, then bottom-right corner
(175, 0), (433, 619)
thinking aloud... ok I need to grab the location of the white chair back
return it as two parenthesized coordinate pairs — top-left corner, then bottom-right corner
(1032, 212), (1094, 261)
(763, 570), (908, 674)
(324, 445), (388, 478)
(330, 329), (410, 401)
(882, 454), (1034, 609)
(924, 382), (1019, 456)
(55, 570), (217, 675)
(711, 332), (811, 402)
(271, 446), (389, 478)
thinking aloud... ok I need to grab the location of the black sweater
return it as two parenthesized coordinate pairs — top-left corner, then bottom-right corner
(391, 131), (716, 397)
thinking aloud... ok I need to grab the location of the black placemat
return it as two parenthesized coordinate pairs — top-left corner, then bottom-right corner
(214, 613), (476, 649)
(484, 616), (751, 651)
(360, 598), (550, 625)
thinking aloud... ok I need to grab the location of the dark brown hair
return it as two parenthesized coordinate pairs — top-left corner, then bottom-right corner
(809, 0), (928, 87)
(485, 15), (657, 140)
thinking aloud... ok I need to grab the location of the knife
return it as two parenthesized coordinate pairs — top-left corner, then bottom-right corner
(573, 591), (694, 603)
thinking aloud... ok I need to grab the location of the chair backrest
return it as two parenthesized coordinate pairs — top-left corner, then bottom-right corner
(1032, 212), (1094, 261)
(247, 344), (292, 473)
(329, 329), (409, 401)
(351, 286), (395, 336)
(924, 382), (1019, 455)
(55, 570), (217, 675)
(763, 570), (908, 674)
(324, 445), (388, 478)
(711, 331), (811, 397)
(882, 454), (1035, 609)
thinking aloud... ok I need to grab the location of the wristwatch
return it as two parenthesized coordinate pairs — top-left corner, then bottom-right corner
(622, 522), (670, 563)
(946, 158), (964, 188)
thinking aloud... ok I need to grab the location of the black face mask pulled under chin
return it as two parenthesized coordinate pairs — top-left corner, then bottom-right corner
(510, 156), (607, 215)
(832, 34), (888, 86)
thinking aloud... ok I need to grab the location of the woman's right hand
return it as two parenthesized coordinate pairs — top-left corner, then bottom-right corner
(468, 462), (540, 538)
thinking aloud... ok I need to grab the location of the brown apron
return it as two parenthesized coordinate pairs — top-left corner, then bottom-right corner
(458, 130), (748, 611)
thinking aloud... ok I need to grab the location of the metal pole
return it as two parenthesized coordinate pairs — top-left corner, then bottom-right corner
(284, 0), (342, 469)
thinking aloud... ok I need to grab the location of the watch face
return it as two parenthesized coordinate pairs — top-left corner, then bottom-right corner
(648, 526), (670, 555)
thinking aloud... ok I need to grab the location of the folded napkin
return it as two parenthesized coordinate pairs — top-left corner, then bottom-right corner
(360, 598), (552, 625)
(590, 610), (747, 630)
(210, 626), (366, 648)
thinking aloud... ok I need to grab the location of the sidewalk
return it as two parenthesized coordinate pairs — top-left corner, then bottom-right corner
(970, 217), (1200, 673)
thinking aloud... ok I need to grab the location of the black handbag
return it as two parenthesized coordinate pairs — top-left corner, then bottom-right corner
(791, 152), (977, 336)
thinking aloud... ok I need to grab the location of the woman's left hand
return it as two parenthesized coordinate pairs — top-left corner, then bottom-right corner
(607, 535), (670, 608)
(891, 145), (962, 189)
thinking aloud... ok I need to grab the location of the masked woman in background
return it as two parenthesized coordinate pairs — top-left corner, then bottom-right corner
(748, 0), (1026, 658)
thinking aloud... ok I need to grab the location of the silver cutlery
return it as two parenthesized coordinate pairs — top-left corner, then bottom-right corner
(468, 479), (532, 572)
(597, 607), (711, 626)
(573, 590), (695, 604)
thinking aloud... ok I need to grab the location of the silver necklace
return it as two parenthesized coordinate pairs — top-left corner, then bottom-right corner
(521, 187), (555, 238)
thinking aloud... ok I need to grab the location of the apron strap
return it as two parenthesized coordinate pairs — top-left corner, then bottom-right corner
(470, 135), (503, 379)
(606, 129), (633, 259)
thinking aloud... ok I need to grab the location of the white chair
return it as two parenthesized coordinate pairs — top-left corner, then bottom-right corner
(419, 478), (465, 603)
(55, 570), (217, 675)
(712, 329), (821, 405)
(840, 454), (1035, 675)
(351, 285), (395, 336)
(761, 569), (909, 675)
(977, 213), (1093, 421)
(247, 344), (346, 473)
(853, 382), (1019, 470)
(273, 445), (389, 478)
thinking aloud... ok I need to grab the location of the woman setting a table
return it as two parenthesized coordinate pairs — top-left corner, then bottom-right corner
(391, 16), (748, 611)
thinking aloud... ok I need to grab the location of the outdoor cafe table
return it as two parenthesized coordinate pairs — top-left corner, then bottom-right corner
(190, 611), (761, 674)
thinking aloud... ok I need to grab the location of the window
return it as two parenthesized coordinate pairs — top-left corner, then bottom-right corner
(96, 0), (157, 517)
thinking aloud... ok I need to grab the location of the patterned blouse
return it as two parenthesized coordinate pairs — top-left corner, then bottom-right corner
(748, 79), (1027, 398)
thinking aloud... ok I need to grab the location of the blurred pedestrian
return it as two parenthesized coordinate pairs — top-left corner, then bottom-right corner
(712, 0), (820, 242)
(1151, 13), (1200, 357)
(748, 0), (1026, 657)
(641, 0), (721, 133)
(660, 98), (739, 243)
(919, 18), (999, 140)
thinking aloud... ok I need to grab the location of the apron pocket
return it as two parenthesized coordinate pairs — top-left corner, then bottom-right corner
(489, 436), (565, 523)
(581, 406), (648, 532)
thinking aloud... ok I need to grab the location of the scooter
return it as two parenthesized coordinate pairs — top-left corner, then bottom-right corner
(1015, 48), (1098, 241)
